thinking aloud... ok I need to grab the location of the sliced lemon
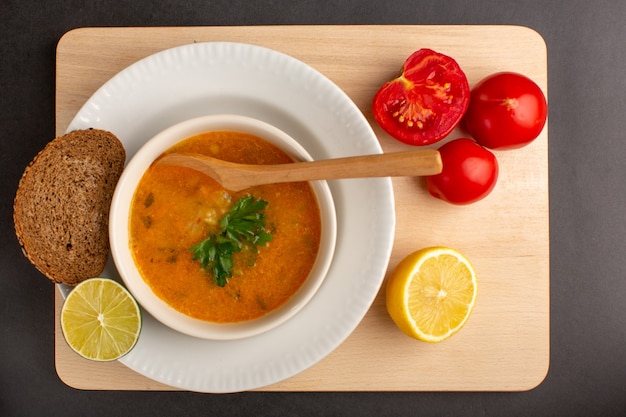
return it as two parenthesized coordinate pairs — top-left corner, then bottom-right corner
(61, 278), (141, 361)
(385, 247), (477, 343)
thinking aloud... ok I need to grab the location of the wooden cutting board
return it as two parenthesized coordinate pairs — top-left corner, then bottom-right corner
(54, 25), (549, 392)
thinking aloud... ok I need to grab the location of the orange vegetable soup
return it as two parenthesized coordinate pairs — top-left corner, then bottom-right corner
(129, 131), (322, 323)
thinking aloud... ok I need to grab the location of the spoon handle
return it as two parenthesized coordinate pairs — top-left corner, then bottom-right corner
(258, 149), (442, 182)
(220, 149), (443, 191)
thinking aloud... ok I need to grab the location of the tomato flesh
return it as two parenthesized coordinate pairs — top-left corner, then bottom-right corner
(426, 138), (498, 205)
(373, 49), (470, 146)
(463, 72), (547, 150)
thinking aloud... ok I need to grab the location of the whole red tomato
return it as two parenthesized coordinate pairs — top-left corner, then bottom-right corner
(373, 49), (470, 146)
(463, 72), (547, 150)
(426, 138), (498, 205)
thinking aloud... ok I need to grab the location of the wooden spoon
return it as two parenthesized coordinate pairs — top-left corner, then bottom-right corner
(156, 149), (442, 192)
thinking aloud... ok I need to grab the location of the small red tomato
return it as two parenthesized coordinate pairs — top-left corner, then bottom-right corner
(373, 49), (470, 146)
(426, 138), (498, 205)
(463, 72), (547, 150)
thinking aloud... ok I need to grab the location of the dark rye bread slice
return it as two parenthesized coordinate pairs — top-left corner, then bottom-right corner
(13, 129), (126, 285)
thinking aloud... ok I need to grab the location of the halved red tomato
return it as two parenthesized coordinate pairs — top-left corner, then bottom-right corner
(373, 49), (470, 146)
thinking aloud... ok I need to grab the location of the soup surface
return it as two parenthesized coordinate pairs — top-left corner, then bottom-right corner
(129, 131), (322, 323)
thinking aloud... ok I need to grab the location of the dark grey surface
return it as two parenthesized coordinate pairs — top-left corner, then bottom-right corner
(2, 1), (625, 416)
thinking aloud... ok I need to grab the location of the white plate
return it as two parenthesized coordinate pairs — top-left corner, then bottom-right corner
(59, 42), (395, 393)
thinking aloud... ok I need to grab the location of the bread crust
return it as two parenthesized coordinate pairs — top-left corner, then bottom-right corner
(13, 129), (126, 285)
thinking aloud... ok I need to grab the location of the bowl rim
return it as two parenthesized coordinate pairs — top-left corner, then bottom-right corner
(109, 114), (337, 340)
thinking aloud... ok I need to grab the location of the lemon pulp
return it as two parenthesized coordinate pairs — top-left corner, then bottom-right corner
(385, 247), (477, 343)
(61, 278), (141, 361)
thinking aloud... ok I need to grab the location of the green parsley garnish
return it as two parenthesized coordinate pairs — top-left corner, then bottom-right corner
(189, 195), (272, 287)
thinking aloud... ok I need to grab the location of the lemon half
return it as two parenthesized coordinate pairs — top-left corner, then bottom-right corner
(61, 278), (142, 361)
(385, 247), (477, 343)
